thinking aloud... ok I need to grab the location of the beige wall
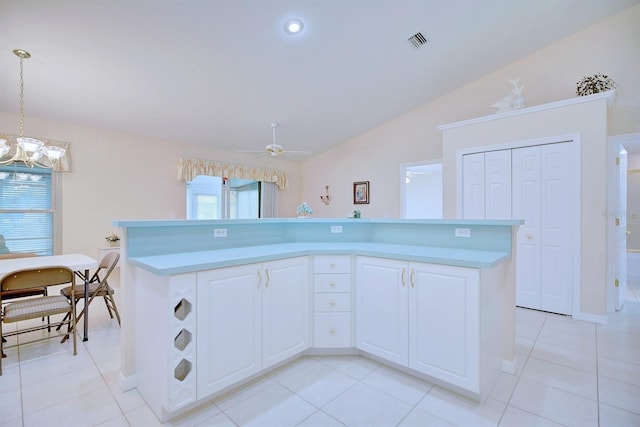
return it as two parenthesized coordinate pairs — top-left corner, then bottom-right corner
(0, 112), (303, 258)
(301, 5), (640, 218)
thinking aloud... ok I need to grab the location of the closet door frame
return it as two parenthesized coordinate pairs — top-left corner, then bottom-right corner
(455, 133), (581, 316)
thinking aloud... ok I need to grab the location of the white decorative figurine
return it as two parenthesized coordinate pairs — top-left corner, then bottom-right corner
(491, 78), (526, 113)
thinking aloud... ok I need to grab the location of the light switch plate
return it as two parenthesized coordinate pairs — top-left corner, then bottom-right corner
(331, 226), (343, 233)
(213, 228), (227, 238)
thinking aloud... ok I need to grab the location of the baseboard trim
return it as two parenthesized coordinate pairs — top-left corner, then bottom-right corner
(502, 357), (517, 375)
(573, 311), (608, 325)
(119, 373), (137, 392)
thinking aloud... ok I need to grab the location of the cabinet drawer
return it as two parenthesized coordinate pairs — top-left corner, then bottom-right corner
(314, 312), (352, 348)
(314, 293), (351, 312)
(313, 255), (351, 274)
(313, 274), (351, 293)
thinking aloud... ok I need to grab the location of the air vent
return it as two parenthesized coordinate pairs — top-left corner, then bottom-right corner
(408, 32), (428, 48)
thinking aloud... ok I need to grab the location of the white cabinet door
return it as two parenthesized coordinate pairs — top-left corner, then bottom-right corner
(262, 257), (310, 368)
(196, 264), (262, 397)
(409, 262), (480, 391)
(462, 153), (485, 219)
(355, 257), (408, 366)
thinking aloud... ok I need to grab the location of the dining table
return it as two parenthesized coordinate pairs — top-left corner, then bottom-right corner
(0, 253), (98, 341)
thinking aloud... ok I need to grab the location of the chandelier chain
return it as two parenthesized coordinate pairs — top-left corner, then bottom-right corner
(18, 56), (25, 137)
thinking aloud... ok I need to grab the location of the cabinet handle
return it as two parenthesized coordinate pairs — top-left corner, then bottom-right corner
(257, 270), (262, 289)
(401, 267), (406, 287)
(264, 268), (270, 288)
(329, 263), (335, 268)
(329, 299), (336, 306)
(329, 328), (336, 334)
(410, 269), (415, 288)
(329, 281), (336, 288)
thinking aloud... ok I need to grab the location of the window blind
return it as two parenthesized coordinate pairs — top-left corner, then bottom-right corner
(0, 166), (53, 255)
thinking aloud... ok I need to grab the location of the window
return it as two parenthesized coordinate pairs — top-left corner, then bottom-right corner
(0, 165), (59, 255)
(186, 176), (262, 220)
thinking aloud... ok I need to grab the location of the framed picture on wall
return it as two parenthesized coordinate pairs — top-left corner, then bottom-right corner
(353, 181), (369, 204)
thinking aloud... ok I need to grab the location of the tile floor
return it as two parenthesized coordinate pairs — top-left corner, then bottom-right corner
(1, 278), (639, 427)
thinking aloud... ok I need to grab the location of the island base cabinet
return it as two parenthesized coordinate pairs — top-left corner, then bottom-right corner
(196, 264), (262, 397)
(196, 257), (310, 398)
(355, 257), (409, 366)
(355, 257), (492, 399)
(262, 257), (310, 369)
(133, 268), (198, 419)
(409, 264), (480, 393)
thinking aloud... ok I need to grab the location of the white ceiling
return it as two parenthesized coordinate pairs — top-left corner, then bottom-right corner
(1, 0), (638, 157)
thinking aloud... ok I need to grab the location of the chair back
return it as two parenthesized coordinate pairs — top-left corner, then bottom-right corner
(1, 266), (74, 292)
(93, 252), (120, 283)
(0, 253), (40, 260)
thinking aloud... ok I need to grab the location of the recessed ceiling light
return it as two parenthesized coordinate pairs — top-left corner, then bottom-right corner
(284, 18), (304, 34)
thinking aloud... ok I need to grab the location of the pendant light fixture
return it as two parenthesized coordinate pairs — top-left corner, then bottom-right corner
(0, 49), (66, 168)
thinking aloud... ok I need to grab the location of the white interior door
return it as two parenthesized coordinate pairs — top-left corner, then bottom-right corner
(485, 150), (512, 219)
(616, 146), (628, 309)
(462, 153), (485, 219)
(513, 146), (542, 310)
(539, 143), (573, 315)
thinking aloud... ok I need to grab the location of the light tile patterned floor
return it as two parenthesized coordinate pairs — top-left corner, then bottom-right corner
(1, 280), (639, 426)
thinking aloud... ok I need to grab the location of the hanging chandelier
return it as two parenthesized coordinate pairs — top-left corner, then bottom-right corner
(0, 49), (66, 168)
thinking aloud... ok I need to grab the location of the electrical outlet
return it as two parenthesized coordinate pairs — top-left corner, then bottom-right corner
(455, 228), (471, 238)
(331, 225), (343, 233)
(213, 228), (227, 238)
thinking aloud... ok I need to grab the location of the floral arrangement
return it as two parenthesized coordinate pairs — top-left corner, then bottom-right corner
(576, 74), (616, 96)
(296, 202), (313, 217)
(105, 233), (120, 242)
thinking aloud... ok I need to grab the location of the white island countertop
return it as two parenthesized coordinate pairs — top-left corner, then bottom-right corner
(128, 242), (510, 275)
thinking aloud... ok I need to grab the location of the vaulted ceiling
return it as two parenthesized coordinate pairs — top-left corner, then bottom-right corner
(1, 1), (637, 157)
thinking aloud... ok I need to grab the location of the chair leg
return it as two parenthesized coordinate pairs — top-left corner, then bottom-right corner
(56, 312), (71, 331)
(106, 293), (121, 326)
(103, 296), (114, 319)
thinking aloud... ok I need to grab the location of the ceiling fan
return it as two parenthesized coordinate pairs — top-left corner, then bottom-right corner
(237, 122), (312, 158)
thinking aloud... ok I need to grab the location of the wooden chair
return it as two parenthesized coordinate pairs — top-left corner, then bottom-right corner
(0, 266), (77, 375)
(57, 252), (120, 341)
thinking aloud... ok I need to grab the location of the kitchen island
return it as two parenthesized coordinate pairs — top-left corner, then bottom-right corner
(114, 218), (521, 421)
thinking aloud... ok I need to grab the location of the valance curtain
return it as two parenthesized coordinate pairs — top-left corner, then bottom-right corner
(177, 158), (288, 190)
(0, 133), (71, 172)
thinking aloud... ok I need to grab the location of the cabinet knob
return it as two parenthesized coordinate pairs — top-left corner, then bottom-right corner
(329, 281), (336, 287)
(329, 300), (336, 306)
(329, 328), (336, 334)
(329, 263), (336, 268)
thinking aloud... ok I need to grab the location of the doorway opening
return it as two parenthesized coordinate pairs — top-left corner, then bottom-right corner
(401, 161), (442, 219)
